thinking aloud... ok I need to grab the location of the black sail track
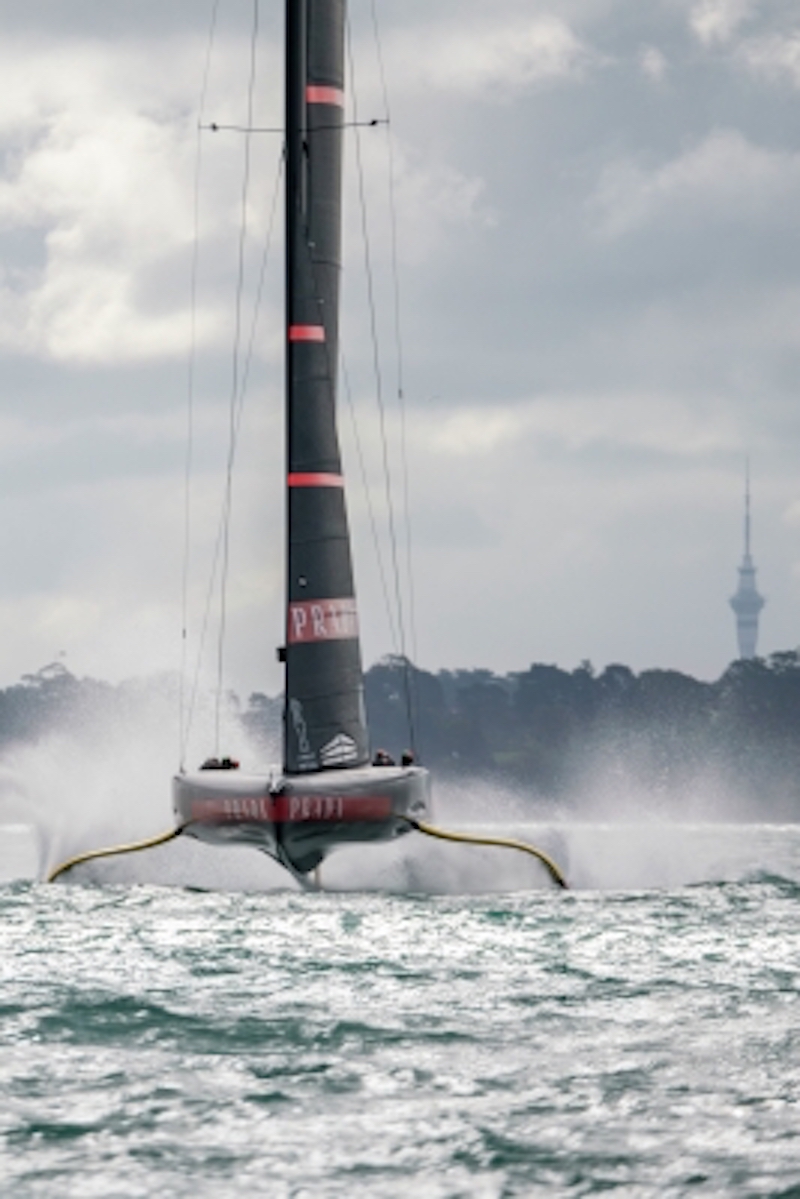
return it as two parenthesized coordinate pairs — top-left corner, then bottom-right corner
(283, 0), (369, 775)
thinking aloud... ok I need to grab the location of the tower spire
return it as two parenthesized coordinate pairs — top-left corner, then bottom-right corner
(729, 460), (764, 659)
(744, 457), (751, 559)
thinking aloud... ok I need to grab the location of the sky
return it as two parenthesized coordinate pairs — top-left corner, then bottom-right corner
(0, 0), (799, 701)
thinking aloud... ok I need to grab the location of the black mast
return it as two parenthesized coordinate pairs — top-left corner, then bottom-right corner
(283, 0), (369, 775)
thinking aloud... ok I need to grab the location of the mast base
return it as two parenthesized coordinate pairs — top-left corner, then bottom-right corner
(173, 764), (430, 877)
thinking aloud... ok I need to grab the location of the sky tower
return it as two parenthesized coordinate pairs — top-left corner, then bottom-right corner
(729, 465), (765, 659)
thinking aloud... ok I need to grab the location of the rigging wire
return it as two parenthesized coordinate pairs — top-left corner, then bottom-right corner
(287, 49), (404, 692)
(214, 0), (260, 755)
(369, 0), (420, 754)
(203, 119), (384, 133)
(182, 148), (284, 763)
(340, 353), (400, 651)
(180, 0), (221, 771)
(345, 16), (413, 744)
(295, 213), (402, 661)
(293, 129), (403, 680)
(180, 2), (283, 763)
(182, 6), (419, 762)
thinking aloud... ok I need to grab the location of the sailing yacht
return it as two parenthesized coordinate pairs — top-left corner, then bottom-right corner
(172, 0), (430, 880)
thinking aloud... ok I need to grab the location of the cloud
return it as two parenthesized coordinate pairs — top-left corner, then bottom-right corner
(590, 129), (800, 239)
(1, 0), (800, 697)
(342, 132), (492, 275)
(0, 19), (500, 369)
(386, 15), (592, 98)
(638, 45), (669, 83)
(0, 32), (283, 364)
(738, 33), (800, 87)
(427, 409), (522, 457)
(689, 0), (756, 45)
(413, 392), (741, 465)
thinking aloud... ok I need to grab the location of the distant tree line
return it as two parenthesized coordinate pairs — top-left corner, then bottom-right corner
(4, 653), (800, 817)
(278, 652), (800, 817)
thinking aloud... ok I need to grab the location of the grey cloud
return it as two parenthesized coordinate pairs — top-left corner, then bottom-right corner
(0, 1), (263, 38)
(0, 0), (799, 691)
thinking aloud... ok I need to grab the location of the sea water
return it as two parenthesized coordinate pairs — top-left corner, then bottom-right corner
(2, 824), (800, 1197)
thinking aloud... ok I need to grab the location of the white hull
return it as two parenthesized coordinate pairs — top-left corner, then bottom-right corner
(173, 764), (430, 876)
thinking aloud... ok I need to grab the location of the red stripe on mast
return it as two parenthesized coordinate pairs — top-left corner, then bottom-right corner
(288, 324), (325, 342)
(306, 84), (344, 106)
(288, 472), (343, 488)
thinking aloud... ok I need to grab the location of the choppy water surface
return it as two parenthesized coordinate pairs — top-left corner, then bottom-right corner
(2, 826), (800, 1197)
